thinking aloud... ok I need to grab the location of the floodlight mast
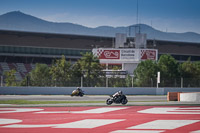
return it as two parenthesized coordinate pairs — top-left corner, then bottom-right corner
(128, 0), (140, 37)
(136, 0), (139, 25)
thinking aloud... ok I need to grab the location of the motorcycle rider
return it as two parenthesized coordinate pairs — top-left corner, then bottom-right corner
(76, 87), (83, 95)
(106, 90), (127, 105)
(112, 90), (123, 101)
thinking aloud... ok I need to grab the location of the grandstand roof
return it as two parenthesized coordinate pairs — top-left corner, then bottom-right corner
(0, 29), (113, 50)
(0, 29), (200, 56)
(151, 40), (200, 56)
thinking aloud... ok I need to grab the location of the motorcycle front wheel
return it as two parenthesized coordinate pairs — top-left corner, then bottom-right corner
(121, 98), (128, 105)
(106, 98), (113, 105)
(80, 93), (84, 97)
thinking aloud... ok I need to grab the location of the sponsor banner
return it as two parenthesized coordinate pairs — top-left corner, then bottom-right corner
(93, 48), (157, 61)
(94, 49), (120, 59)
(140, 49), (157, 60)
(101, 50), (120, 59)
(121, 49), (136, 60)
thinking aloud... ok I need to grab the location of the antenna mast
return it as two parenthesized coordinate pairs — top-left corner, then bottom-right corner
(135, 0), (140, 34)
(136, 0), (139, 25)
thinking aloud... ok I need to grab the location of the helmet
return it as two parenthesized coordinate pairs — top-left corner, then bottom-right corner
(119, 91), (122, 94)
(77, 87), (80, 90)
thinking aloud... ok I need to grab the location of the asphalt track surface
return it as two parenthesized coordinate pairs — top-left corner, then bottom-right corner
(0, 106), (200, 133)
(0, 95), (199, 106)
(0, 95), (166, 101)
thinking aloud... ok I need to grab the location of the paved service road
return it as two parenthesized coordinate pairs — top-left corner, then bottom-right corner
(0, 95), (166, 101)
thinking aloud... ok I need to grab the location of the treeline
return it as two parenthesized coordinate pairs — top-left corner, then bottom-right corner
(4, 53), (103, 87)
(3, 53), (200, 87)
(134, 54), (200, 87)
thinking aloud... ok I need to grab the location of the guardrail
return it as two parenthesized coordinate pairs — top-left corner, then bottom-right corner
(0, 87), (200, 95)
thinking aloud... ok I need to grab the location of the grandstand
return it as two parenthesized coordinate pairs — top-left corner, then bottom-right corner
(0, 29), (200, 81)
(149, 40), (200, 62)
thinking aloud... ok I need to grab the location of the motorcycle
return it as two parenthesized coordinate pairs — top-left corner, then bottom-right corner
(71, 89), (84, 97)
(106, 94), (128, 105)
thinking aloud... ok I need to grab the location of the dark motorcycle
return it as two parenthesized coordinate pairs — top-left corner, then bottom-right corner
(106, 94), (128, 105)
(71, 89), (84, 97)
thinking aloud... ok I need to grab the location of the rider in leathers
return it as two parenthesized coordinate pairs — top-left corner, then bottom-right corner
(112, 91), (123, 102)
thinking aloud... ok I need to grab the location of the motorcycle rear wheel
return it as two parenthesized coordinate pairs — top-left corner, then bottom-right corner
(106, 98), (113, 105)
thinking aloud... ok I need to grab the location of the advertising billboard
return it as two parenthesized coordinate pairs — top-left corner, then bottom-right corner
(140, 49), (157, 60)
(98, 49), (120, 59)
(92, 48), (157, 61)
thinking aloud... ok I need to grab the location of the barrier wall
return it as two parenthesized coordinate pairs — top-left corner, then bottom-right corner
(0, 87), (200, 95)
(180, 92), (200, 102)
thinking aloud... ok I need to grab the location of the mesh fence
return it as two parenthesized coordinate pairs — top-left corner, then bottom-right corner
(31, 77), (200, 87)
(1, 76), (200, 87)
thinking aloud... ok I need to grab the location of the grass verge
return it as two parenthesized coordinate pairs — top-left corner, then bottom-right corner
(0, 100), (105, 104)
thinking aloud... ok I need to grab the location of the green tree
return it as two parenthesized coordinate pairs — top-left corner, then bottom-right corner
(125, 74), (133, 87)
(19, 74), (30, 86)
(133, 60), (158, 87)
(194, 61), (200, 78)
(108, 65), (126, 87)
(157, 54), (180, 87)
(49, 55), (72, 86)
(179, 58), (196, 78)
(76, 52), (103, 87)
(4, 69), (17, 86)
(179, 59), (200, 87)
(71, 61), (82, 78)
(30, 63), (51, 86)
(70, 62), (83, 87)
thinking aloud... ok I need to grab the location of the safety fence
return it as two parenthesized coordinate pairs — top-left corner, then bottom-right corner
(1, 86), (200, 95)
(0, 75), (200, 87)
(41, 77), (200, 88)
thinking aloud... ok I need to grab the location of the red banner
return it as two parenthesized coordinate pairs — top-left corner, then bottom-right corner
(98, 50), (120, 59)
(141, 50), (157, 60)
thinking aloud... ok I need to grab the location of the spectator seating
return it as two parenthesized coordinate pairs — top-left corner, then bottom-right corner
(0, 62), (36, 81)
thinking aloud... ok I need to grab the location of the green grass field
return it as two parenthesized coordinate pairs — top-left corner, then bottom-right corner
(0, 100), (105, 104)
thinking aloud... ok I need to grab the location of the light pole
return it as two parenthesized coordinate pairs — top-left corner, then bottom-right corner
(157, 72), (160, 88)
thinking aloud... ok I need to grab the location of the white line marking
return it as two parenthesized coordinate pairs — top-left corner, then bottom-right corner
(71, 107), (128, 114)
(0, 104), (11, 106)
(176, 107), (200, 112)
(0, 108), (43, 113)
(36, 107), (128, 114)
(54, 119), (125, 128)
(191, 130), (200, 133)
(110, 130), (165, 133)
(138, 107), (200, 114)
(3, 124), (55, 128)
(0, 119), (22, 125)
(128, 120), (200, 129)
(35, 111), (70, 113)
(2, 119), (125, 128)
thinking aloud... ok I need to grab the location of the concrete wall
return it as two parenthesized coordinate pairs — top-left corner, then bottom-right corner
(0, 87), (200, 95)
(180, 92), (200, 102)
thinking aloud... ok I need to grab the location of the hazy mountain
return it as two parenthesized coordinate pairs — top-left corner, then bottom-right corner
(0, 11), (200, 43)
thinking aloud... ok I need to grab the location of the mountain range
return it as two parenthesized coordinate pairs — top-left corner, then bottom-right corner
(0, 11), (200, 43)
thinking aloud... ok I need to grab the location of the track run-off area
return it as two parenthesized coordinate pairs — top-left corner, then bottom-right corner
(0, 106), (200, 133)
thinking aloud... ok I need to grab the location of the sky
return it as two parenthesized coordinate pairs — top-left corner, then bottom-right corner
(1, 0), (200, 34)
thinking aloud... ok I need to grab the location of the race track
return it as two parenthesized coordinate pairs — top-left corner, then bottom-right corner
(0, 95), (166, 101)
(0, 106), (200, 133)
